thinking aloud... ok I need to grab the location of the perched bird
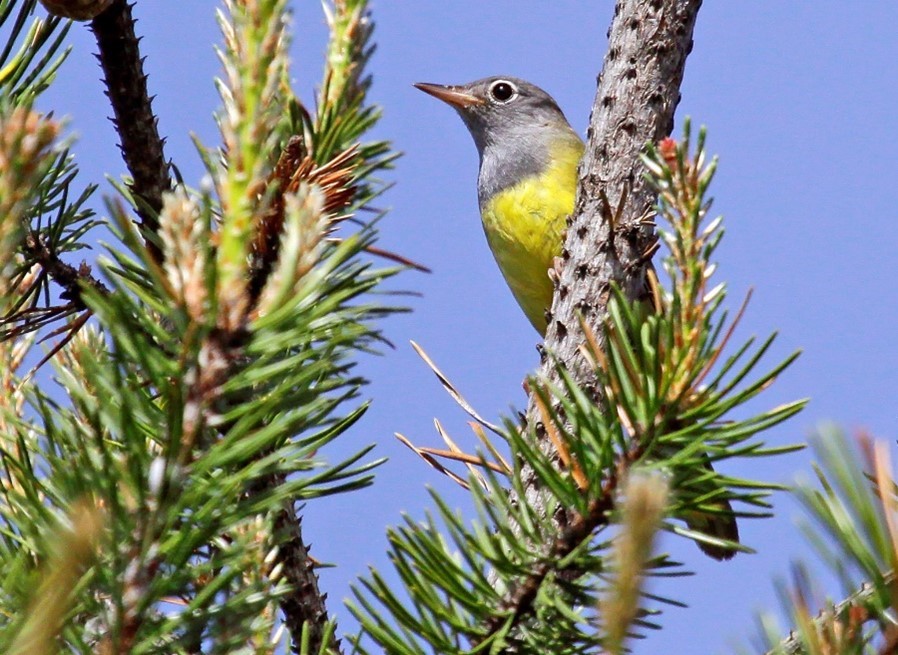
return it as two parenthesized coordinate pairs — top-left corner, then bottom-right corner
(414, 77), (582, 335)
(416, 75), (740, 561)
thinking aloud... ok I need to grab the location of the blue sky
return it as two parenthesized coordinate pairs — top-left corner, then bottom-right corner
(38, 2), (898, 653)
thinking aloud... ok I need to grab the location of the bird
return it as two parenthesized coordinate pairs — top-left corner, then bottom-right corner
(415, 75), (740, 561)
(414, 76), (582, 335)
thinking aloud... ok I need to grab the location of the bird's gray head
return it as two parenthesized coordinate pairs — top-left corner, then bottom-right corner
(414, 76), (573, 156)
(415, 76), (581, 203)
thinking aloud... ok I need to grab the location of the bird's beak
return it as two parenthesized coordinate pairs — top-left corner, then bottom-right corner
(414, 82), (483, 108)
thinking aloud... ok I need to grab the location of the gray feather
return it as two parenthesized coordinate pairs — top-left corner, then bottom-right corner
(438, 76), (582, 209)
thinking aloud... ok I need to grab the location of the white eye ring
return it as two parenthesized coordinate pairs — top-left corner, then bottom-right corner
(488, 80), (518, 104)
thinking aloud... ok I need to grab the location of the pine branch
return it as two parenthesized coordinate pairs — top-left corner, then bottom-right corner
(756, 431), (898, 654)
(477, 442), (639, 648)
(250, 145), (356, 654)
(21, 230), (109, 304)
(90, 0), (170, 264)
(210, 2), (396, 650)
(7, 231), (106, 357)
(0, 1), (398, 651)
(207, 2), (343, 647)
(765, 577), (889, 655)
(1, 179), (105, 345)
(268, 482), (336, 654)
(601, 473), (669, 654)
(0, 103), (104, 345)
(360, 118), (803, 653)
(256, 4), (393, 651)
(520, 0), (702, 533)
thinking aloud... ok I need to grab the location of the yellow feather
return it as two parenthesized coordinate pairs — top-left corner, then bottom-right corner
(480, 138), (584, 334)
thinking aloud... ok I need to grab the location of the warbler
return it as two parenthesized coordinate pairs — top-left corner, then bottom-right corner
(416, 75), (740, 561)
(415, 77), (581, 335)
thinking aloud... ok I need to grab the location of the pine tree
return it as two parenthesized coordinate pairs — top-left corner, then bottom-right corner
(0, 1), (892, 654)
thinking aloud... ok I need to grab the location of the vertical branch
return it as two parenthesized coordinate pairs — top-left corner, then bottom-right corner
(213, 3), (347, 651)
(521, 0), (703, 508)
(91, 0), (170, 264)
(270, 503), (337, 653)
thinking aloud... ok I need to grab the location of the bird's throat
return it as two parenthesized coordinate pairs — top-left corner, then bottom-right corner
(479, 138), (583, 334)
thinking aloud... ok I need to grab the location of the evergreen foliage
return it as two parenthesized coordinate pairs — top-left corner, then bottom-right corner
(0, 2), (891, 654)
(353, 126), (805, 653)
(0, 1), (399, 652)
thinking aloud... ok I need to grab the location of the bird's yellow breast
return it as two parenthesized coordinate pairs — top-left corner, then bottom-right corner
(480, 139), (583, 334)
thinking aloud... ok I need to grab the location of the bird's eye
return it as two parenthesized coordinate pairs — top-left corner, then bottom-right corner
(489, 80), (517, 103)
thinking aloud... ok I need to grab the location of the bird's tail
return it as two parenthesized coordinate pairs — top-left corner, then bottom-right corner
(683, 498), (740, 561)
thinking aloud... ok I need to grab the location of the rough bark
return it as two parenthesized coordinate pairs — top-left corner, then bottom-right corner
(268, 476), (340, 655)
(91, 0), (171, 263)
(522, 0), (703, 508)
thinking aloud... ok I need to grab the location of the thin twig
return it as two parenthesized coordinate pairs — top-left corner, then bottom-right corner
(20, 230), (109, 306)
